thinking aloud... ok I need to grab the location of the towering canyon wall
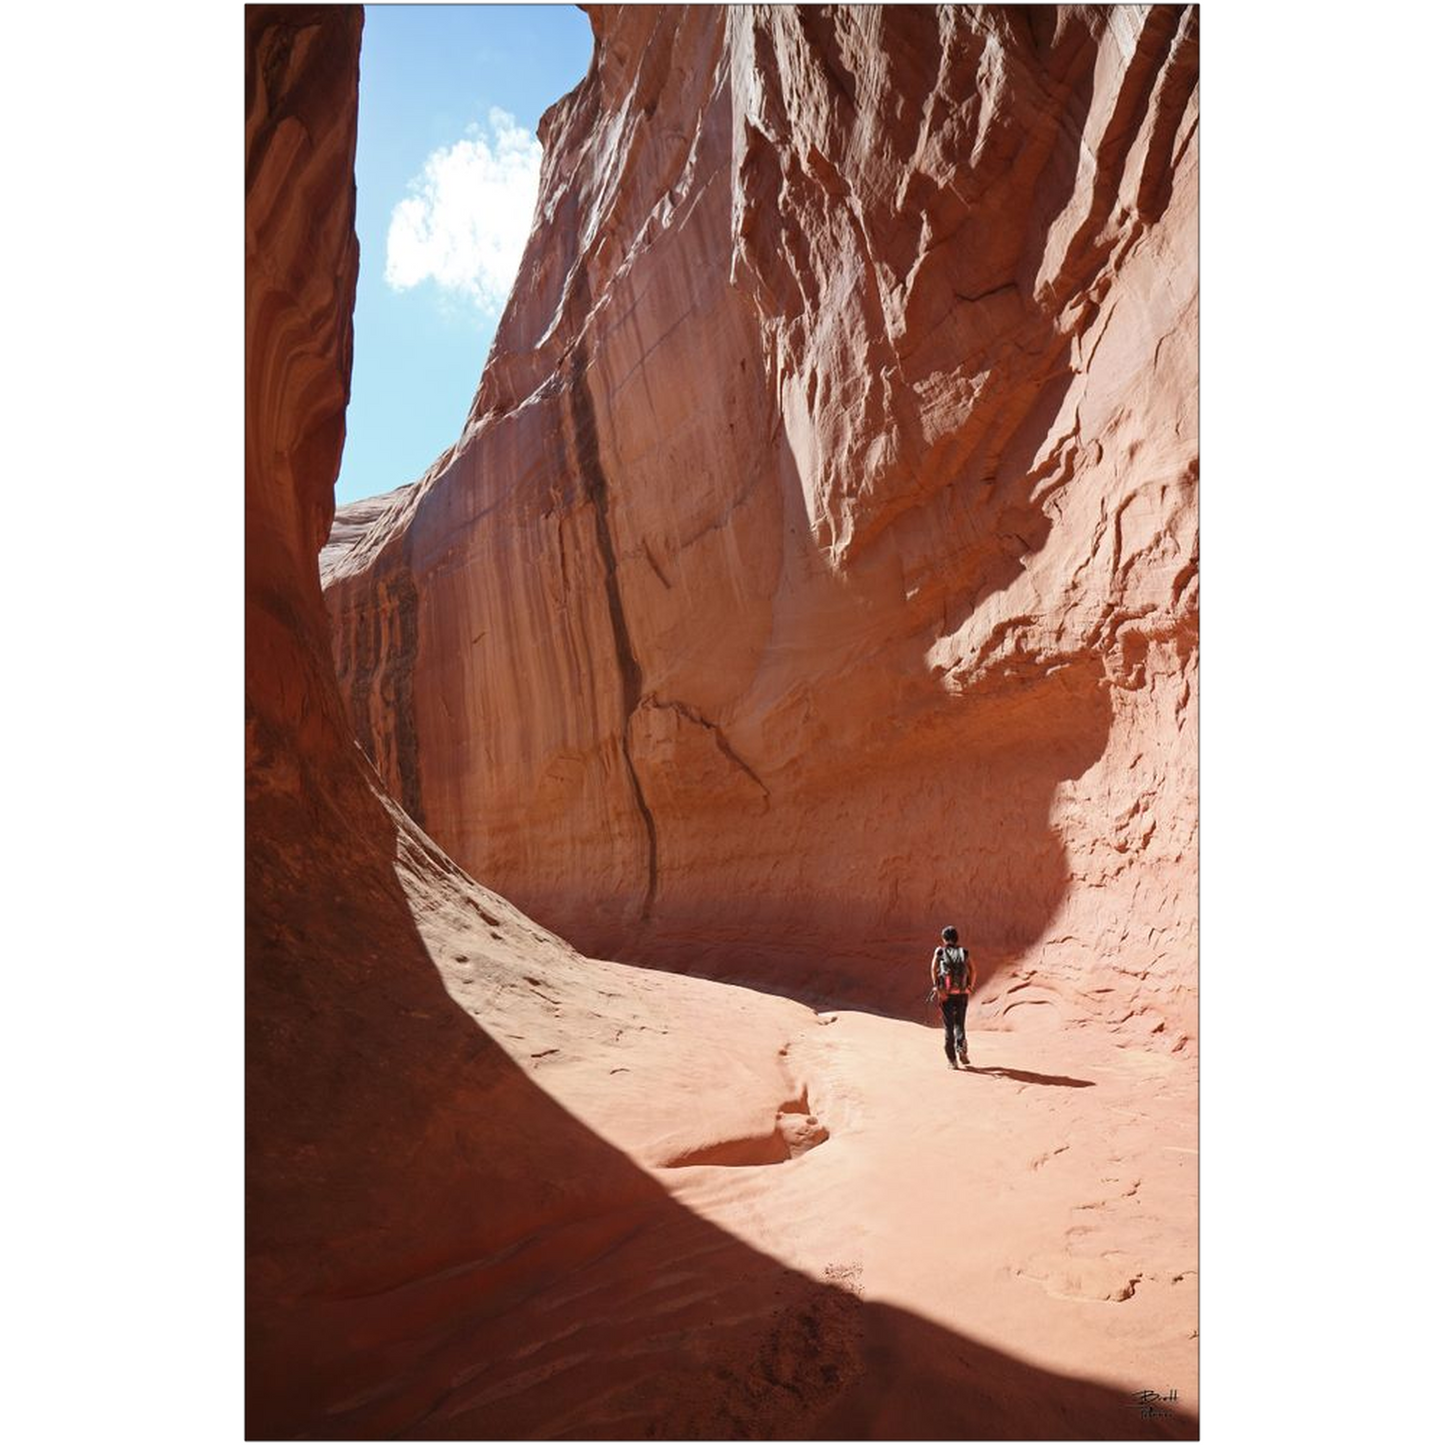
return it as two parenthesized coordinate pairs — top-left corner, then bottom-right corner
(326, 5), (1199, 1043)
(246, 9), (638, 1431)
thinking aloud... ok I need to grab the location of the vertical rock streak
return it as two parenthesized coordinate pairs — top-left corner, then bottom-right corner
(567, 340), (659, 919)
(382, 560), (425, 827)
(333, 545), (425, 828)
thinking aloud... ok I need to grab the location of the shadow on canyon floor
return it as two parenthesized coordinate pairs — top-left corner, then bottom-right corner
(248, 767), (1190, 1440)
(965, 1065), (1097, 1089)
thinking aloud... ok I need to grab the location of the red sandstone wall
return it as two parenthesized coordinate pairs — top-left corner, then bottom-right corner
(325, 5), (1199, 1045)
(245, 9), (615, 1430)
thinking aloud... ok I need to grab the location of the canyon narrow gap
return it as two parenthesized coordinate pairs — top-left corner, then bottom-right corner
(247, 4), (1198, 1440)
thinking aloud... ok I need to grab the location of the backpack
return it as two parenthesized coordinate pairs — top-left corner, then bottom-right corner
(935, 944), (969, 995)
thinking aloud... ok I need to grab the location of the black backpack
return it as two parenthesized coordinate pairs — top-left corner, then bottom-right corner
(936, 944), (969, 991)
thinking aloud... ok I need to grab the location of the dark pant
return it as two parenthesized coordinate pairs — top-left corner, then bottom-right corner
(941, 993), (969, 1062)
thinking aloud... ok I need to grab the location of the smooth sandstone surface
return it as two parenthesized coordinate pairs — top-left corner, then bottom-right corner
(248, 5), (1198, 1437)
(324, 5), (1200, 1044)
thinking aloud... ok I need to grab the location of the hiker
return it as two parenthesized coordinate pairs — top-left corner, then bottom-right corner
(930, 925), (976, 1069)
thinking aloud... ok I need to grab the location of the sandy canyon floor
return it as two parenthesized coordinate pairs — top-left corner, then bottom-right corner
(313, 844), (1200, 1441)
(509, 982), (1196, 1436)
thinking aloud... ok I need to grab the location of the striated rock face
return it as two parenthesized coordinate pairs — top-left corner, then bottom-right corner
(326, 5), (1199, 1042)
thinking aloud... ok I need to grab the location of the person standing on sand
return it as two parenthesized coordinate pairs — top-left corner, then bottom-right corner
(931, 925), (976, 1069)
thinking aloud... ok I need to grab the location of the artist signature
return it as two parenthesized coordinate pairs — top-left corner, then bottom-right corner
(1129, 1388), (1179, 1419)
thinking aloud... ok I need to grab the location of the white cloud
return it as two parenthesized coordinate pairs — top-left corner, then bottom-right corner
(385, 107), (542, 317)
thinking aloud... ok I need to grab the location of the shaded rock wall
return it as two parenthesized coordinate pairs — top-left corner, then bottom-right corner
(245, 8), (627, 1429)
(326, 4), (1199, 1043)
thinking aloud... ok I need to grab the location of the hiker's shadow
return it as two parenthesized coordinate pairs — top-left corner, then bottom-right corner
(967, 1065), (1095, 1088)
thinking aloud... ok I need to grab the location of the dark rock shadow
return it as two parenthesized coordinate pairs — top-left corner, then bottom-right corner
(580, 644), (1117, 1023)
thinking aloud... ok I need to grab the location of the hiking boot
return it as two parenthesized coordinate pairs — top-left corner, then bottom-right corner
(958, 1047), (970, 1067)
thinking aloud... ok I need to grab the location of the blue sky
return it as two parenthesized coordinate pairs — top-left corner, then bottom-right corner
(337, 4), (595, 505)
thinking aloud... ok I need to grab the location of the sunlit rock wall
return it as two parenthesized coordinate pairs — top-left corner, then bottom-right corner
(325, 4), (1199, 1045)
